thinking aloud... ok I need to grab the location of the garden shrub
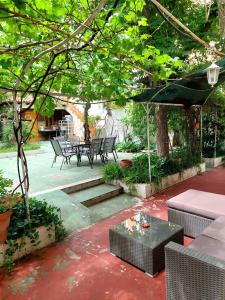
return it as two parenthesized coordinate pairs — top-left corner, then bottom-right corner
(102, 162), (123, 182)
(2, 122), (34, 146)
(8, 197), (66, 242)
(116, 141), (145, 153)
(202, 105), (225, 158)
(171, 148), (200, 169)
(124, 154), (151, 183)
(102, 148), (201, 184)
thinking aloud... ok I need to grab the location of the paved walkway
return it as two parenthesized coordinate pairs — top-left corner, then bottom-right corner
(0, 166), (225, 300)
(0, 142), (133, 194)
(0, 142), (137, 235)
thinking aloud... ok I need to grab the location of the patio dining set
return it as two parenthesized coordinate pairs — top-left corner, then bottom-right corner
(50, 136), (118, 169)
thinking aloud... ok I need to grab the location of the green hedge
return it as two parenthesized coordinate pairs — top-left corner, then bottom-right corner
(102, 149), (201, 184)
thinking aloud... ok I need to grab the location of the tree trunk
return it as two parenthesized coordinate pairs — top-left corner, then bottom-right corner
(13, 92), (31, 220)
(84, 103), (91, 143)
(156, 105), (169, 157)
(183, 106), (200, 155)
(218, 0), (225, 37)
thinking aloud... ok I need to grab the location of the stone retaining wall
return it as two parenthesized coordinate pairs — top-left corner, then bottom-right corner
(111, 163), (206, 199)
(205, 156), (224, 168)
(0, 224), (55, 266)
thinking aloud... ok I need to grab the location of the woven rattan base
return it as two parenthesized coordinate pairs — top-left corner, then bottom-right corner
(168, 208), (214, 238)
(109, 215), (183, 276)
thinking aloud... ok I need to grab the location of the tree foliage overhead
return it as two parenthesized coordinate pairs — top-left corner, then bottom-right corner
(0, 0), (224, 212)
(0, 0), (182, 115)
(146, 0), (221, 59)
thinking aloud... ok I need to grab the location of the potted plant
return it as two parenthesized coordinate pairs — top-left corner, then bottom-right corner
(120, 159), (132, 168)
(193, 122), (200, 130)
(0, 171), (22, 243)
(0, 194), (23, 243)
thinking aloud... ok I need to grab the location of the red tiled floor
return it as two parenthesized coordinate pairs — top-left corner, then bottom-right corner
(0, 167), (225, 300)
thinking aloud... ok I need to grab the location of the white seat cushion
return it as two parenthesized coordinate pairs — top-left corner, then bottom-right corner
(167, 189), (225, 219)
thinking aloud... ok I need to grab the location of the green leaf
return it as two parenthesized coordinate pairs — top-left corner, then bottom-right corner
(35, 0), (52, 11)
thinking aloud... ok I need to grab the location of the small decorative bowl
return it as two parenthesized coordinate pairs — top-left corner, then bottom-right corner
(142, 223), (150, 229)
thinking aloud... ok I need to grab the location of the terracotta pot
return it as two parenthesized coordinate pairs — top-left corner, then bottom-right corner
(0, 210), (12, 244)
(193, 122), (200, 130)
(120, 159), (132, 168)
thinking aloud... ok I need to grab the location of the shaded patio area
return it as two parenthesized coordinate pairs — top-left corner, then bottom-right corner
(0, 142), (134, 194)
(0, 166), (224, 300)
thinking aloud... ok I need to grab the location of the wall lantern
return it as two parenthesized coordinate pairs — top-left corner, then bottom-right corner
(207, 63), (221, 87)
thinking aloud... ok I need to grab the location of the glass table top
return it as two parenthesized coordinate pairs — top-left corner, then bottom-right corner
(110, 214), (183, 249)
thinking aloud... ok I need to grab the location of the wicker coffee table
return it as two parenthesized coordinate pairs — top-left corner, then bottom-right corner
(109, 214), (183, 277)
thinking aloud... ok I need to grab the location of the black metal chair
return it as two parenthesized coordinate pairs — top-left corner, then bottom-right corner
(69, 135), (80, 146)
(101, 137), (117, 162)
(77, 139), (103, 168)
(91, 138), (103, 159)
(53, 136), (72, 151)
(50, 139), (78, 170)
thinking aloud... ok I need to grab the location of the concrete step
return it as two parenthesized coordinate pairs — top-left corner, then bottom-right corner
(89, 193), (140, 220)
(61, 176), (103, 193)
(68, 184), (123, 207)
(32, 176), (103, 197)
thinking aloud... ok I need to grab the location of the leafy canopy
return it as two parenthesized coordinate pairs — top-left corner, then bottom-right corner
(0, 0), (182, 116)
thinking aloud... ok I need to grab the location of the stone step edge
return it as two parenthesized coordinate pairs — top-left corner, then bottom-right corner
(81, 187), (124, 207)
(31, 176), (103, 197)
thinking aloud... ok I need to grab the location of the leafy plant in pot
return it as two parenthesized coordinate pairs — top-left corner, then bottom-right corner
(0, 194), (22, 243)
(0, 171), (22, 243)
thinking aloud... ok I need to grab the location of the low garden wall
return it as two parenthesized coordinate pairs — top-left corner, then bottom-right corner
(0, 224), (55, 267)
(111, 163), (205, 199)
(205, 156), (224, 168)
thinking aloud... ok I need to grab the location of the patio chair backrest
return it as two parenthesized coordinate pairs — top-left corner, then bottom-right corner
(102, 137), (116, 153)
(54, 135), (72, 148)
(50, 139), (64, 156)
(90, 139), (103, 155)
(53, 136), (65, 142)
(70, 135), (80, 145)
(92, 138), (103, 145)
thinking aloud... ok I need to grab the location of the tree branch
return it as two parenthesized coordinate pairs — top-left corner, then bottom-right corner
(149, 0), (225, 57)
(0, 38), (59, 54)
(0, 5), (69, 37)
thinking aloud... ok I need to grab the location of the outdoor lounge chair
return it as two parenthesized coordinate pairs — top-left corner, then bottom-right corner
(50, 139), (78, 170)
(165, 190), (225, 300)
(101, 137), (117, 162)
(165, 216), (225, 300)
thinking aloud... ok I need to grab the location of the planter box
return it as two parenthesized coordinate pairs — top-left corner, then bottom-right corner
(0, 224), (55, 267)
(205, 156), (224, 168)
(112, 163), (205, 199)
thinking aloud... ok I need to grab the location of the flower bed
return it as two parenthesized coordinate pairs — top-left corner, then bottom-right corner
(112, 163), (205, 198)
(103, 150), (204, 198)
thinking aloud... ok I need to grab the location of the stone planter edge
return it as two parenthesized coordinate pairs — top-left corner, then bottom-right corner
(205, 156), (224, 168)
(0, 223), (55, 267)
(111, 163), (205, 199)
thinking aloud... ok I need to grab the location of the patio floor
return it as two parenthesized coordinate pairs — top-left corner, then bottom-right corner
(0, 142), (134, 194)
(0, 166), (225, 300)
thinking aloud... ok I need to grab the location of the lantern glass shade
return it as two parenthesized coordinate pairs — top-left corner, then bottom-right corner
(207, 63), (221, 87)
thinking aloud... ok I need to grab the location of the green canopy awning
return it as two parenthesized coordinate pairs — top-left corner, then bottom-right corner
(132, 58), (225, 106)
